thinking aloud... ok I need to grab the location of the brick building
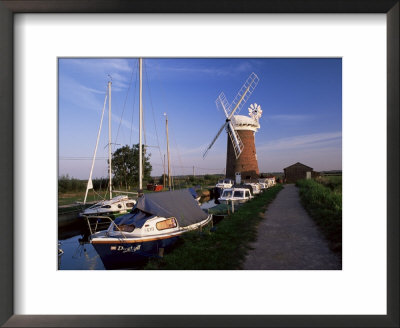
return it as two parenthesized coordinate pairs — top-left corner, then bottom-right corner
(283, 162), (318, 183)
(226, 129), (259, 180)
(225, 115), (260, 180)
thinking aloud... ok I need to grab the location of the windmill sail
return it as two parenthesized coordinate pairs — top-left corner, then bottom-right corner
(227, 72), (259, 117)
(203, 121), (228, 158)
(216, 92), (230, 117)
(226, 122), (244, 159)
(203, 72), (259, 160)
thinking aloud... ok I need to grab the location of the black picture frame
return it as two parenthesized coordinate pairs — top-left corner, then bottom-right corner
(0, 1), (398, 327)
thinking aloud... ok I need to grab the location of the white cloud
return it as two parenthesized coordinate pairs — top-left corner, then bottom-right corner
(145, 60), (256, 78)
(59, 76), (105, 111)
(66, 58), (132, 73)
(257, 131), (342, 152)
(266, 114), (313, 122)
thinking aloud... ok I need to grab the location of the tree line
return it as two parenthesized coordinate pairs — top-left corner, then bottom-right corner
(59, 144), (152, 193)
(59, 144), (225, 193)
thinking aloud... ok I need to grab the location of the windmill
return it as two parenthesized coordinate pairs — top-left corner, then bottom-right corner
(203, 72), (262, 180)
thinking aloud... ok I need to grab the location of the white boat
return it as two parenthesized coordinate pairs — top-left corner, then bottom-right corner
(247, 182), (261, 194)
(259, 177), (276, 188)
(215, 178), (234, 190)
(88, 189), (212, 269)
(86, 59), (212, 269)
(218, 187), (253, 204)
(214, 178), (234, 199)
(258, 180), (268, 190)
(266, 177), (276, 187)
(80, 80), (136, 217)
(80, 195), (136, 216)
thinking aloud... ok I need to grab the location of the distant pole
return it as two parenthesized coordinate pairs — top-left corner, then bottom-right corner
(163, 154), (166, 187)
(164, 113), (171, 190)
(108, 80), (112, 200)
(139, 58), (143, 191)
(193, 166), (195, 178)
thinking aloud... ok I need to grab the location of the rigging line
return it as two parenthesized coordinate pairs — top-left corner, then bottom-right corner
(143, 61), (164, 170)
(170, 130), (185, 175)
(153, 61), (171, 152)
(114, 63), (136, 150)
(129, 60), (139, 146)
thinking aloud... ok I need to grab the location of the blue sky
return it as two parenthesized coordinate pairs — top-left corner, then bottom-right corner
(58, 58), (342, 179)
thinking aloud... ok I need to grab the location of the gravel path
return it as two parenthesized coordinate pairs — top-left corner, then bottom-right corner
(243, 184), (342, 270)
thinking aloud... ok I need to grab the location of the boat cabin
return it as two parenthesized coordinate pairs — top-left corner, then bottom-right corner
(218, 187), (253, 204)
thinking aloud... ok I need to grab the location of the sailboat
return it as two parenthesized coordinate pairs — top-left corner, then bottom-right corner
(80, 80), (136, 217)
(86, 59), (212, 269)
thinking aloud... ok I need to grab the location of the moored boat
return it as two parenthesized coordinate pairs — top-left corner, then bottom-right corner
(88, 189), (212, 269)
(79, 195), (136, 217)
(80, 80), (136, 218)
(215, 178), (234, 190)
(247, 182), (261, 195)
(214, 178), (234, 199)
(218, 187), (253, 204)
(86, 59), (213, 269)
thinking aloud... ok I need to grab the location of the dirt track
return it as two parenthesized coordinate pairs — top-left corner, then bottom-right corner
(243, 184), (342, 270)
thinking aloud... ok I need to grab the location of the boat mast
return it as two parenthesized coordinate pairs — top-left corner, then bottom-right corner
(108, 80), (112, 200)
(139, 58), (143, 191)
(163, 154), (166, 187)
(83, 90), (108, 204)
(164, 113), (171, 190)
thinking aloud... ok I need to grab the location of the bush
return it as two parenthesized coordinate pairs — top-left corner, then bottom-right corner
(296, 179), (342, 254)
(58, 175), (86, 193)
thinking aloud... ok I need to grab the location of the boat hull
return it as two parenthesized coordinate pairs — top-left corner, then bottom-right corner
(92, 236), (179, 269)
(218, 198), (248, 204)
(78, 210), (127, 219)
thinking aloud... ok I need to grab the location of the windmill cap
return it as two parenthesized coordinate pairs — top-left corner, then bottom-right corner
(232, 115), (260, 132)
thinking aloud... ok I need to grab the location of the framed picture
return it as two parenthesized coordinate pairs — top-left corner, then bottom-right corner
(1, 0), (398, 327)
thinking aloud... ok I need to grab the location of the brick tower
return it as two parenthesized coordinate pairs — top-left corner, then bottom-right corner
(225, 114), (260, 180)
(202, 73), (262, 179)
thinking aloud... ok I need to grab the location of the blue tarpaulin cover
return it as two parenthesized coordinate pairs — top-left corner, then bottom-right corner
(115, 189), (207, 228)
(188, 187), (198, 199)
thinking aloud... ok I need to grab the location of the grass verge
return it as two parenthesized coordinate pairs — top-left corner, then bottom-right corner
(296, 179), (342, 254)
(144, 184), (283, 270)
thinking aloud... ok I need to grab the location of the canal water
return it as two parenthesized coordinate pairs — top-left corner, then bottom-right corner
(58, 197), (218, 270)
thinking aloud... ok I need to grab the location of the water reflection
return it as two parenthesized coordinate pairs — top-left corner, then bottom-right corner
(199, 196), (220, 209)
(58, 235), (105, 270)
